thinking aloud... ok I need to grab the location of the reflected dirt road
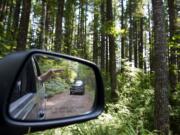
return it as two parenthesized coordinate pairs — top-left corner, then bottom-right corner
(45, 91), (94, 119)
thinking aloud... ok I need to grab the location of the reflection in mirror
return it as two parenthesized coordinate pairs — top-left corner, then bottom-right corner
(9, 54), (96, 121)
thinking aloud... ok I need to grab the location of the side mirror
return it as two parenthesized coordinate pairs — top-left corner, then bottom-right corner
(0, 50), (104, 133)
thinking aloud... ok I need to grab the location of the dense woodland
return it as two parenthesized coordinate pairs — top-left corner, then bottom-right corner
(0, 0), (180, 134)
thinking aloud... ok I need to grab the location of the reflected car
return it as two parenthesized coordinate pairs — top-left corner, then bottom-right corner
(70, 80), (85, 95)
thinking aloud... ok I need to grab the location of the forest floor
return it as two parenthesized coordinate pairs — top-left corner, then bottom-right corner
(45, 91), (94, 119)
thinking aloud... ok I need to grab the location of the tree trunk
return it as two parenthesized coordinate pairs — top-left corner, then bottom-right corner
(152, 0), (169, 134)
(79, 0), (85, 57)
(6, 0), (13, 36)
(100, 0), (105, 70)
(54, 0), (64, 52)
(64, 0), (76, 55)
(39, 0), (47, 50)
(106, 0), (117, 99)
(16, 0), (31, 51)
(121, 0), (125, 71)
(144, 33), (147, 72)
(133, 19), (138, 68)
(128, 0), (133, 62)
(139, 17), (143, 69)
(45, 1), (50, 47)
(178, 51), (180, 82)
(168, 0), (177, 92)
(83, 1), (88, 59)
(0, 0), (7, 21)
(148, 2), (154, 72)
(106, 36), (109, 75)
(121, 0), (125, 59)
(12, 0), (21, 39)
(93, 1), (99, 64)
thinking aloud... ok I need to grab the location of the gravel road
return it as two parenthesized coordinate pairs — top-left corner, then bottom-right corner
(45, 91), (94, 119)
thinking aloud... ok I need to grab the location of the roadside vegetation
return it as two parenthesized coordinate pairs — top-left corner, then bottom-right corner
(0, 0), (179, 134)
(28, 62), (156, 135)
(29, 61), (179, 135)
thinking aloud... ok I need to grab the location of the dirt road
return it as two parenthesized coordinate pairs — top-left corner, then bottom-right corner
(45, 91), (94, 119)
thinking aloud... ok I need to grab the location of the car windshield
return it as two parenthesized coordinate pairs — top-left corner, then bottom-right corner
(74, 80), (83, 86)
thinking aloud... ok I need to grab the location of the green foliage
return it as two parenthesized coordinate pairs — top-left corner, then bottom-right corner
(104, 21), (117, 37)
(117, 62), (154, 131)
(0, 23), (16, 58)
(170, 83), (180, 115)
(0, 0), (179, 134)
(45, 77), (70, 97)
(28, 64), (156, 135)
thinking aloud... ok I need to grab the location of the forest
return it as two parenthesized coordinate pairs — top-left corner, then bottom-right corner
(0, 0), (179, 134)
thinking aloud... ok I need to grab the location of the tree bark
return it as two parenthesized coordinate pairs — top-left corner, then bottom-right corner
(64, 0), (75, 55)
(0, 0), (7, 21)
(139, 17), (143, 69)
(45, 1), (50, 47)
(178, 50), (180, 82)
(128, 0), (133, 62)
(93, 1), (99, 64)
(54, 0), (64, 52)
(79, 0), (85, 57)
(6, 0), (13, 36)
(12, 0), (21, 39)
(168, 0), (177, 92)
(121, 0), (125, 59)
(39, 0), (47, 50)
(84, 1), (88, 59)
(152, 0), (170, 134)
(106, 36), (109, 75)
(16, 0), (31, 51)
(100, 0), (105, 70)
(133, 19), (138, 68)
(106, 0), (117, 99)
(148, 2), (154, 72)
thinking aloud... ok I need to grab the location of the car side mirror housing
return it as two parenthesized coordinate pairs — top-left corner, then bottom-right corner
(0, 50), (104, 133)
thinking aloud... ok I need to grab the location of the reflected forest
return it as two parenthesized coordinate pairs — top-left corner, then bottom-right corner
(0, 0), (180, 134)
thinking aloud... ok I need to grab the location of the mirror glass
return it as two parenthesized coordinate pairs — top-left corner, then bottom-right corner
(8, 54), (96, 121)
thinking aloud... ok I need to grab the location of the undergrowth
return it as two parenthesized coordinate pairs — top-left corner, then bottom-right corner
(29, 63), (158, 135)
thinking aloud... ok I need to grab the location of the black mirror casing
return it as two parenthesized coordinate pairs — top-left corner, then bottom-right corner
(0, 50), (104, 134)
